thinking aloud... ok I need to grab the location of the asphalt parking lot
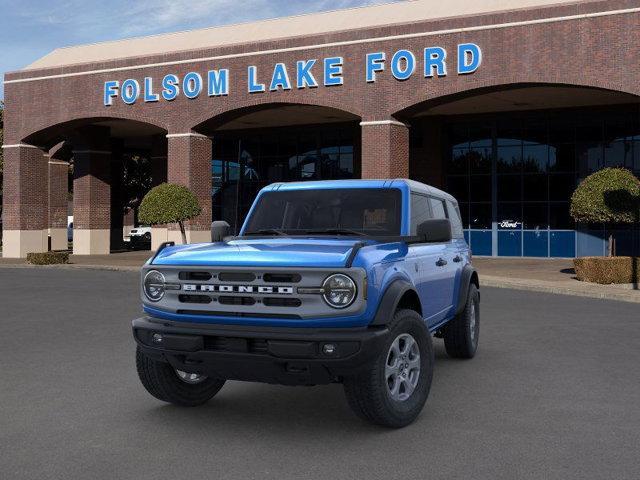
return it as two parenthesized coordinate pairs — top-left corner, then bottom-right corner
(1, 268), (639, 480)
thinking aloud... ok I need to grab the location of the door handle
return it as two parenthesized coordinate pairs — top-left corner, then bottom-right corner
(453, 255), (463, 263)
(436, 258), (448, 267)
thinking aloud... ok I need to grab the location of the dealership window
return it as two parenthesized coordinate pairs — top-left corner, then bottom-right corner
(446, 124), (493, 238)
(444, 105), (640, 257)
(211, 123), (358, 233)
(466, 203), (489, 230)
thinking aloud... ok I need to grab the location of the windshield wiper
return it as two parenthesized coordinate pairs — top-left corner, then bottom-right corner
(244, 228), (288, 236)
(304, 228), (366, 236)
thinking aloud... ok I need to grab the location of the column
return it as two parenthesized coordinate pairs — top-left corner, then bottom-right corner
(72, 127), (112, 255)
(150, 134), (168, 187)
(110, 143), (124, 251)
(166, 132), (212, 244)
(150, 134), (169, 250)
(48, 142), (71, 251)
(48, 158), (69, 251)
(409, 118), (444, 188)
(1, 144), (49, 258)
(360, 120), (410, 179)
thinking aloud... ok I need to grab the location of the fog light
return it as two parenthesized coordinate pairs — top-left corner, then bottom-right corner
(152, 333), (163, 344)
(322, 343), (336, 355)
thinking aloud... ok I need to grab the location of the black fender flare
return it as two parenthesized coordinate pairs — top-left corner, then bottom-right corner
(454, 265), (480, 316)
(371, 279), (417, 326)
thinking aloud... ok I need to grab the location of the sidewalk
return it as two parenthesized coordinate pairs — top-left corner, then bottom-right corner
(473, 257), (640, 303)
(1, 251), (639, 303)
(0, 250), (150, 271)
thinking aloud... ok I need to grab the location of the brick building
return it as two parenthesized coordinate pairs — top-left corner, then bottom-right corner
(3, 0), (640, 258)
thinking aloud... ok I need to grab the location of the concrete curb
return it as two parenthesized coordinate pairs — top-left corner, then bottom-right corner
(481, 275), (640, 304)
(0, 263), (141, 272)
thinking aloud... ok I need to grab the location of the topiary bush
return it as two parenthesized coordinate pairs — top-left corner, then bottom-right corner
(27, 251), (69, 265)
(570, 168), (640, 256)
(138, 183), (202, 244)
(574, 256), (639, 284)
(571, 168), (640, 224)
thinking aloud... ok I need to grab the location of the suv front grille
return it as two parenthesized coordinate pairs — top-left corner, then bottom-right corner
(263, 297), (302, 307)
(262, 273), (301, 283)
(178, 295), (301, 308)
(178, 294), (212, 304)
(148, 267), (365, 320)
(178, 270), (300, 283)
(176, 310), (302, 319)
(218, 272), (256, 282)
(219, 296), (256, 306)
(179, 271), (212, 281)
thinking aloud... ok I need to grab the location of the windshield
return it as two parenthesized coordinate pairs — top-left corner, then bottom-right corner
(243, 188), (402, 236)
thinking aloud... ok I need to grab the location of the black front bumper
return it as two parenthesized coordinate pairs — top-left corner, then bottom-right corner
(132, 317), (390, 386)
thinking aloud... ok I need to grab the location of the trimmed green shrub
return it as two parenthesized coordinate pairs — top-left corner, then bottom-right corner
(574, 256), (640, 284)
(138, 183), (202, 244)
(27, 251), (69, 265)
(570, 168), (640, 256)
(570, 168), (640, 223)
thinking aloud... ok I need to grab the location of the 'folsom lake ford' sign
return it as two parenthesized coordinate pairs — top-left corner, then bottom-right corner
(103, 43), (482, 106)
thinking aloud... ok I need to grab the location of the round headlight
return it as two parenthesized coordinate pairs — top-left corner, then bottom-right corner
(322, 274), (357, 309)
(143, 270), (166, 302)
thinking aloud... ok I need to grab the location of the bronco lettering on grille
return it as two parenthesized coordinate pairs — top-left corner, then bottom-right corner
(182, 284), (294, 294)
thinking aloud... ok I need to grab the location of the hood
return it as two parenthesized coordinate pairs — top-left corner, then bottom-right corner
(151, 237), (367, 268)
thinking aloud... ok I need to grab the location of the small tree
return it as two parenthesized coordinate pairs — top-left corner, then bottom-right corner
(138, 183), (202, 244)
(570, 168), (640, 256)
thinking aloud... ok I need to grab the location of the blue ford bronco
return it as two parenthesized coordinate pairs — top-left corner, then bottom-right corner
(133, 179), (479, 427)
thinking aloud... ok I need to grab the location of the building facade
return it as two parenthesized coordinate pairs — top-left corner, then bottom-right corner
(3, 0), (640, 257)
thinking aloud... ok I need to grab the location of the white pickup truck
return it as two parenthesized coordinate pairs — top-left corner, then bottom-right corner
(126, 226), (152, 249)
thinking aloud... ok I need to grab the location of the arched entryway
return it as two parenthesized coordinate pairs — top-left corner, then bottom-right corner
(3, 117), (167, 257)
(396, 84), (640, 258)
(194, 103), (361, 233)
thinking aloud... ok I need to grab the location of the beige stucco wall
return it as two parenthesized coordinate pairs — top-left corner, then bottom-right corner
(73, 229), (110, 255)
(2, 230), (48, 258)
(49, 228), (68, 251)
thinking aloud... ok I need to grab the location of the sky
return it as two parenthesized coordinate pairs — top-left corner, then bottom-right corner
(0, 0), (401, 100)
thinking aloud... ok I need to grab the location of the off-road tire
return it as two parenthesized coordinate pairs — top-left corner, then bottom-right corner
(343, 309), (434, 428)
(136, 347), (226, 406)
(443, 283), (479, 359)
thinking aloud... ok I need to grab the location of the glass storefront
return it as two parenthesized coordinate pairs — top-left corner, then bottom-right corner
(208, 107), (639, 256)
(444, 105), (640, 257)
(212, 123), (359, 233)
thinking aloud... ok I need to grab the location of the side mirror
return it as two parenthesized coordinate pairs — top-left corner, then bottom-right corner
(417, 219), (452, 243)
(211, 220), (230, 242)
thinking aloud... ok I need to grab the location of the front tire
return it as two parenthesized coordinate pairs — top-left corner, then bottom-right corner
(443, 283), (480, 359)
(343, 309), (434, 428)
(136, 347), (226, 406)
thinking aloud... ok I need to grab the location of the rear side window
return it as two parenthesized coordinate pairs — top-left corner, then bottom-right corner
(429, 197), (447, 220)
(410, 194), (431, 235)
(446, 200), (464, 238)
